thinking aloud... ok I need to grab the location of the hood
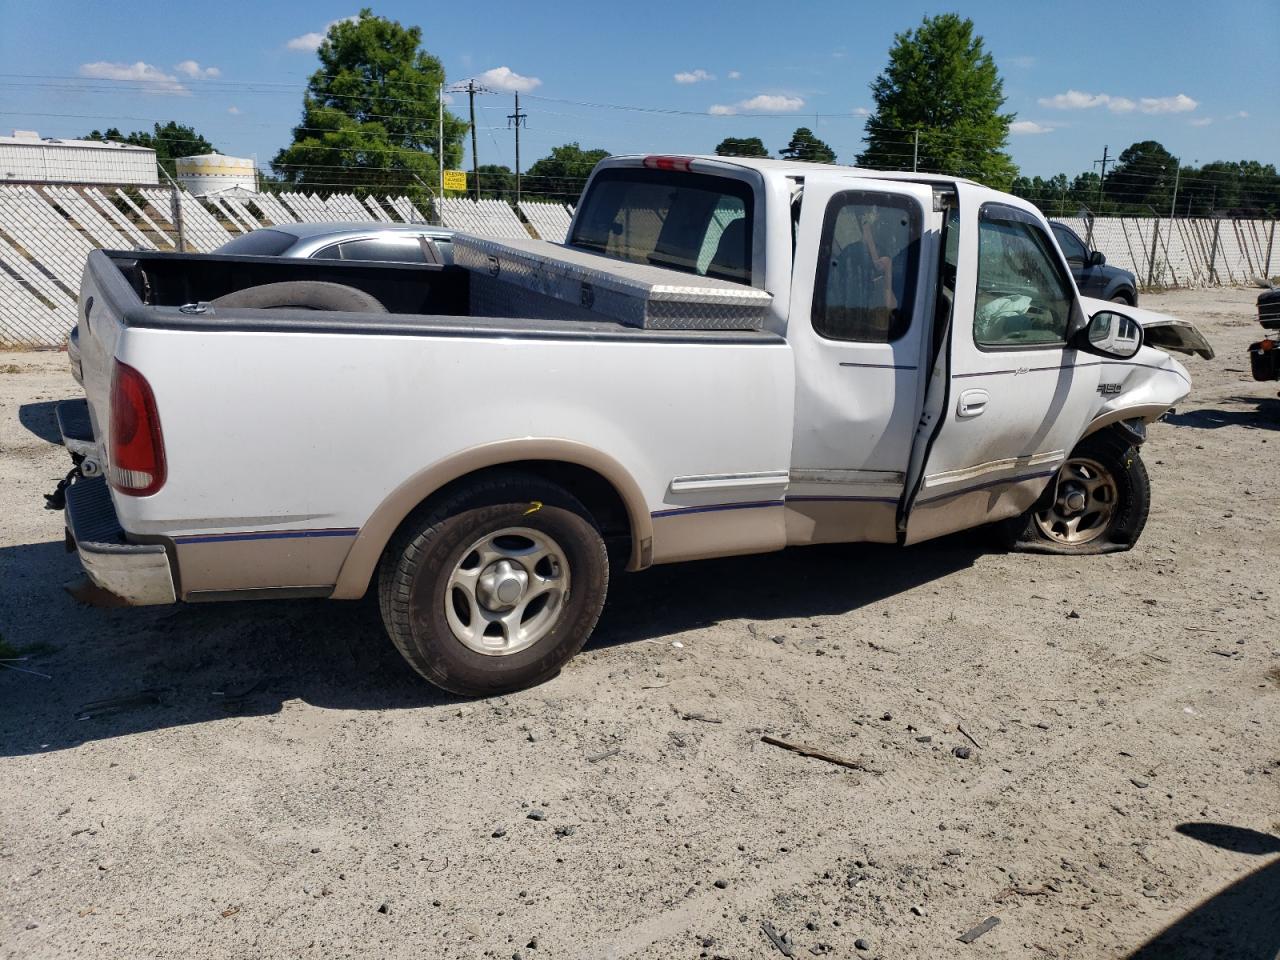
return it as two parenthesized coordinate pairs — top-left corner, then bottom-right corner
(1080, 296), (1215, 360)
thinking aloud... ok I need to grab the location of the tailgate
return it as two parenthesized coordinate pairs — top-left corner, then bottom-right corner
(74, 251), (136, 452)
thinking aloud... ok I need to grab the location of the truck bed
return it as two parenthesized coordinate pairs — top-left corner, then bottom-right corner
(101, 250), (777, 344)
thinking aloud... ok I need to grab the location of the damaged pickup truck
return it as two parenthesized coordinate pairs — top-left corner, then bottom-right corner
(56, 155), (1213, 695)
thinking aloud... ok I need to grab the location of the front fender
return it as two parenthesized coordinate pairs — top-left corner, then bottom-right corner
(1081, 347), (1192, 439)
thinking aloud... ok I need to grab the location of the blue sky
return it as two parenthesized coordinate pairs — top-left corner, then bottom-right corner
(0, 0), (1275, 182)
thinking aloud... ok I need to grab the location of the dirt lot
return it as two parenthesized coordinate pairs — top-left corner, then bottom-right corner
(2, 285), (1278, 960)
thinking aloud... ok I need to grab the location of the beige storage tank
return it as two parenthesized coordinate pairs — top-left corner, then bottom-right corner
(176, 153), (256, 197)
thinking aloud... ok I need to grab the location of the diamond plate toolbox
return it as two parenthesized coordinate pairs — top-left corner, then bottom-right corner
(452, 234), (770, 331)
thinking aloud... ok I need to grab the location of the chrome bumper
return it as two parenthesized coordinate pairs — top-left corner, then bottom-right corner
(64, 472), (177, 606)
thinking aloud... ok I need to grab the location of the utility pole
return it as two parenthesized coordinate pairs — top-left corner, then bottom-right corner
(508, 92), (527, 206)
(466, 79), (480, 201)
(1093, 144), (1111, 206)
(912, 129), (919, 173)
(438, 82), (444, 216)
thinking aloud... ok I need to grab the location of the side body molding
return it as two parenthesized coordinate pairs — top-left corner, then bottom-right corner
(329, 438), (655, 599)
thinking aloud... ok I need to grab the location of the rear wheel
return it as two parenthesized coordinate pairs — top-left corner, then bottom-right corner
(378, 474), (609, 696)
(997, 430), (1150, 554)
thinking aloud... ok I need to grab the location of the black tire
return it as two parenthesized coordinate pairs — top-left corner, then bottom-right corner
(377, 473), (609, 696)
(996, 429), (1151, 555)
(1109, 291), (1134, 306)
(210, 281), (386, 312)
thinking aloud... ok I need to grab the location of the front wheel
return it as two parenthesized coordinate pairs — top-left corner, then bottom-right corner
(997, 431), (1151, 554)
(378, 473), (609, 696)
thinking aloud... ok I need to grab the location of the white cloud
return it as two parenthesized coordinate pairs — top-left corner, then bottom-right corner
(1188, 117), (1212, 127)
(78, 61), (188, 95)
(227, 105), (241, 115)
(1006, 55), (1036, 69)
(674, 69), (714, 84)
(727, 70), (741, 80)
(476, 66), (541, 92)
(710, 93), (805, 116)
(852, 106), (870, 117)
(1039, 89), (1197, 115)
(1138, 93), (1197, 114)
(175, 60), (220, 79)
(286, 16), (358, 52)
(1010, 120), (1053, 135)
(739, 94), (805, 112)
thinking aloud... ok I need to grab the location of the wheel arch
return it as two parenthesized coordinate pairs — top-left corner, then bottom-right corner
(330, 439), (653, 599)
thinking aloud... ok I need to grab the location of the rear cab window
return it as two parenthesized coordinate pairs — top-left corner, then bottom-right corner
(570, 168), (754, 285)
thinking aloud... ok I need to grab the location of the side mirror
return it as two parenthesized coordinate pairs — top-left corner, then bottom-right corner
(1088, 250), (1106, 267)
(1078, 309), (1142, 359)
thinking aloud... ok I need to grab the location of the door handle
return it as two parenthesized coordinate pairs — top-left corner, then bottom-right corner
(957, 389), (988, 418)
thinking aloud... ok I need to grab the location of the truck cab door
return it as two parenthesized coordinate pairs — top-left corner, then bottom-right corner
(903, 184), (1102, 544)
(786, 174), (941, 545)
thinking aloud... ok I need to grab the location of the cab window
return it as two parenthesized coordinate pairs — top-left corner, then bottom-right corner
(974, 206), (1075, 349)
(570, 168), (754, 285)
(811, 191), (920, 343)
(1051, 223), (1088, 263)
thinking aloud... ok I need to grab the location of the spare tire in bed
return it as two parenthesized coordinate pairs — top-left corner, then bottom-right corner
(210, 281), (387, 313)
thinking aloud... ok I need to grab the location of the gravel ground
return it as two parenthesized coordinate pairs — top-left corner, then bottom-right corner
(2, 285), (1278, 960)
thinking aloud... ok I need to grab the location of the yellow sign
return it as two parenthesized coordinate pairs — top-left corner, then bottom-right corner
(443, 170), (468, 192)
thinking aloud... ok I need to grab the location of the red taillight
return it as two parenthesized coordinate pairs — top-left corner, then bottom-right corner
(1261, 339), (1275, 351)
(108, 359), (166, 496)
(642, 155), (693, 172)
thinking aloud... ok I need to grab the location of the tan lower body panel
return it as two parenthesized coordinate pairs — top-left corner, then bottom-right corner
(784, 498), (898, 546)
(174, 534), (355, 598)
(649, 504), (787, 565)
(905, 474), (1049, 545)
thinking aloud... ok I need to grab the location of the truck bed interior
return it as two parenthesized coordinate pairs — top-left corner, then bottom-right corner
(108, 250), (471, 317)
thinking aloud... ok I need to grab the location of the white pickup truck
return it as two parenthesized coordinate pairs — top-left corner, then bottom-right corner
(56, 155), (1213, 695)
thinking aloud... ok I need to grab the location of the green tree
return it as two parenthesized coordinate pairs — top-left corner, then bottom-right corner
(271, 9), (465, 199)
(524, 143), (611, 202)
(714, 136), (769, 158)
(779, 128), (836, 163)
(857, 13), (1017, 188)
(1104, 140), (1177, 212)
(84, 121), (217, 178)
(469, 164), (516, 200)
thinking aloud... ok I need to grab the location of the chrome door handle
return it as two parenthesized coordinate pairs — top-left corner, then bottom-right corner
(957, 389), (988, 418)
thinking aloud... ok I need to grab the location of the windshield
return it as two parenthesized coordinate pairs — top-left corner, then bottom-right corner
(569, 168), (754, 284)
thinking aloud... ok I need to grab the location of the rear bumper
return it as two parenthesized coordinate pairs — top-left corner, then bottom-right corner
(1250, 340), (1279, 381)
(65, 476), (177, 605)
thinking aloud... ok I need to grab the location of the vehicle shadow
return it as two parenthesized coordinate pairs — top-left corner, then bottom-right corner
(1162, 396), (1280, 431)
(1127, 823), (1280, 959)
(17, 400), (63, 445)
(0, 535), (983, 758)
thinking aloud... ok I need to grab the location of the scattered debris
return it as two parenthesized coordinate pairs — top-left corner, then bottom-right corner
(713, 878), (729, 889)
(554, 824), (576, 838)
(760, 920), (795, 957)
(586, 747), (620, 764)
(640, 681), (670, 690)
(1130, 778), (1150, 789)
(526, 810), (545, 821)
(1209, 648), (1241, 659)
(1142, 650), (1172, 664)
(995, 884), (1057, 902)
(75, 689), (168, 720)
(957, 916), (1000, 943)
(855, 937), (872, 951)
(760, 735), (884, 774)
(957, 723), (983, 749)
(220, 905), (240, 918)
(377, 901), (390, 914)
(679, 711), (723, 724)
(1066, 610), (1081, 619)
(952, 746), (972, 760)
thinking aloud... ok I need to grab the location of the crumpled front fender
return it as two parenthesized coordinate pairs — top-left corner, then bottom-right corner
(1082, 346), (1192, 439)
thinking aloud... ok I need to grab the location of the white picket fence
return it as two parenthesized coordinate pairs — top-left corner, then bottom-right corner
(0, 183), (576, 346)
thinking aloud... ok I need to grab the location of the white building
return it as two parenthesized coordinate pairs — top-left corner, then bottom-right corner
(0, 130), (158, 184)
(176, 153), (257, 197)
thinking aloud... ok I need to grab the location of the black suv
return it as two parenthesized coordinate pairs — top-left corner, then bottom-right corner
(1050, 221), (1138, 305)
